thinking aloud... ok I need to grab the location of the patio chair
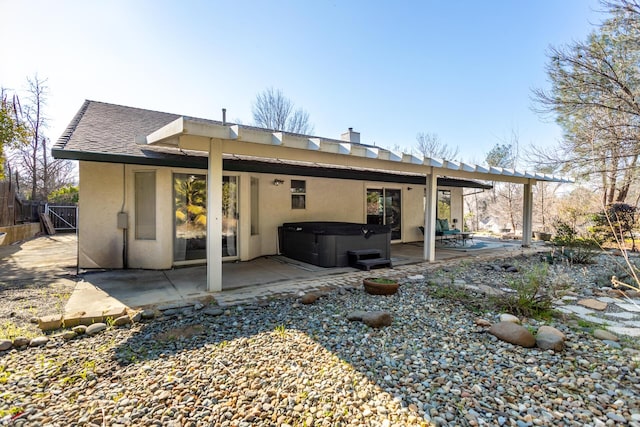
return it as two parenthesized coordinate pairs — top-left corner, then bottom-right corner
(419, 219), (460, 244)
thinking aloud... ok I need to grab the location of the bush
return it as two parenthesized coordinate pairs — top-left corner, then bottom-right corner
(492, 263), (553, 318)
(48, 185), (78, 204)
(589, 203), (639, 251)
(551, 219), (600, 264)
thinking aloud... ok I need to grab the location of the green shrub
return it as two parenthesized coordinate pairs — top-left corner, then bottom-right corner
(492, 263), (553, 318)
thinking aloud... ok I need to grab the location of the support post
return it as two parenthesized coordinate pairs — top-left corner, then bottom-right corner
(207, 139), (223, 292)
(522, 181), (533, 248)
(423, 171), (437, 262)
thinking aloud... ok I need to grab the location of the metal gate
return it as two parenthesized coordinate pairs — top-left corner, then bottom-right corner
(45, 205), (78, 231)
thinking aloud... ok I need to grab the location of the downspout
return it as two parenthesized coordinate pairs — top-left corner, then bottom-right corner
(119, 164), (128, 269)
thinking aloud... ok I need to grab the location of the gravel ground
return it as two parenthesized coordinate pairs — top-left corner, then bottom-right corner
(1, 252), (640, 426)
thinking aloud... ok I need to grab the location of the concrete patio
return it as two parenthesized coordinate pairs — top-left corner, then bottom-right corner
(0, 233), (530, 321)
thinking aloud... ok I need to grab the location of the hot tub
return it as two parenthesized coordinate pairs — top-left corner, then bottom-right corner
(279, 222), (391, 267)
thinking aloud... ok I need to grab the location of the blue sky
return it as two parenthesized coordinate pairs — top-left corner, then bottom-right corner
(1, 0), (603, 165)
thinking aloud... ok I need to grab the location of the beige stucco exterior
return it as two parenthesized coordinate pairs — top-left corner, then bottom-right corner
(77, 160), (466, 270)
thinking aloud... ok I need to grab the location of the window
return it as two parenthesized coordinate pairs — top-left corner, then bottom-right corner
(437, 190), (451, 222)
(291, 180), (306, 209)
(135, 171), (156, 240)
(251, 177), (259, 235)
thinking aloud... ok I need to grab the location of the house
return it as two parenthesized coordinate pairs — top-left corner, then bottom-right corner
(52, 100), (569, 292)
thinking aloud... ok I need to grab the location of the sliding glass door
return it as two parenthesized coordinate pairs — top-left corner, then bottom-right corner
(366, 188), (401, 240)
(173, 174), (238, 262)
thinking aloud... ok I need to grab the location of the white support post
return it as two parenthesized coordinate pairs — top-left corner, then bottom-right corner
(522, 181), (533, 248)
(424, 171), (437, 262)
(207, 139), (223, 292)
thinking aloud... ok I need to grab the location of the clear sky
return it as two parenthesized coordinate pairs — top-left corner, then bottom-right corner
(1, 0), (603, 166)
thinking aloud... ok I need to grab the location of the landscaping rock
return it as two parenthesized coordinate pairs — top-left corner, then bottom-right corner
(537, 325), (566, 340)
(12, 337), (29, 347)
(602, 340), (621, 348)
(300, 293), (319, 305)
(62, 331), (77, 340)
(38, 314), (63, 331)
(593, 329), (619, 342)
(488, 321), (536, 348)
(141, 310), (155, 319)
(72, 325), (87, 334)
(578, 298), (608, 311)
(86, 323), (107, 336)
(475, 318), (492, 327)
(0, 339), (12, 351)
(29, 336), (49, 347)
(346, 311), (367, 321)
(203, 307), (224, 317)
(499, 313), (521, 324)
(194, 302), (204, 310)
(114, 315), (131, 326)
(536, 331), (564, 351)
(361, 311), (392, 328)
(130, 311), (142, 323)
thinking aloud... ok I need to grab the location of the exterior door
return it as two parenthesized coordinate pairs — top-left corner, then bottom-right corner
(366, 188), (401, 240)
(173, 173), (239, 263)
(222, 176), (238, 258)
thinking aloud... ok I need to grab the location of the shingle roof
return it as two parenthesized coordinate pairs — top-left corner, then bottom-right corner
(55, 100), (184, 157)
(53, 100), (570, 184)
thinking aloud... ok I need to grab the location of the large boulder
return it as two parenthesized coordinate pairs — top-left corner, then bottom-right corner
(489, 321), (536, 348)
(361, 311), (393, 328)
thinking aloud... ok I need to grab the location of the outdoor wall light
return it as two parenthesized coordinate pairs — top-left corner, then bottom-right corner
(273, 179), (285, 186)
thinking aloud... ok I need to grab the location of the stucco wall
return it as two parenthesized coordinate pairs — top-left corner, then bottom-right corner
(78, 161), (465, 269)
(78, 162), (125, 268)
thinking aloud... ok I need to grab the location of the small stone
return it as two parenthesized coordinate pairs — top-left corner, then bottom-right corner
(361, 311), (392, 328)
(505, 266), (519, 273)
(606, 412), (626, 423)
(536, 332), (564, 351)
(72, 325), (87, 334)
(130, 311), (142, 322)
(12, 337), (29, 347)
(537, 325), (565, 340)
(475, 318), (492, 327)
(141, 310), (155, 319)
(346, 311), (367, 321)
(602, 340), (622, 348)
(499, 314), (521, 324)
(593, 329), (619, 341)
(300, 293), (319, 305)
(0, 339), (12, 351)
(62, 331), (77, 340)
(203, 307), (224, 316)
(38, 314), (63, 331)
(29, 336), (49, 347)
(578, 298), (607, 311)
(193, 302), (204, 310)
(86, 323), (107, 336)
(114, 315), (131, 326)
(489, 322), (536, 348)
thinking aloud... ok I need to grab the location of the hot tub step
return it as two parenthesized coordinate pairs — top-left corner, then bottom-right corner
(354, 258), (392, 271)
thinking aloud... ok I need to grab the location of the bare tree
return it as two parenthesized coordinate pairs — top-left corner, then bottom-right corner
(0, 89), (29, 179)
(532, 1), (640, 204)
(415, 132), (459, 160)
(11, 75), (75, 200)
(485, 135), (521, 232)
(252, 88), (314, 134)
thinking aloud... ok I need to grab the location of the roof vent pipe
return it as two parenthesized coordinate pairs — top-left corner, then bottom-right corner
(222, 108), (227, 125)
